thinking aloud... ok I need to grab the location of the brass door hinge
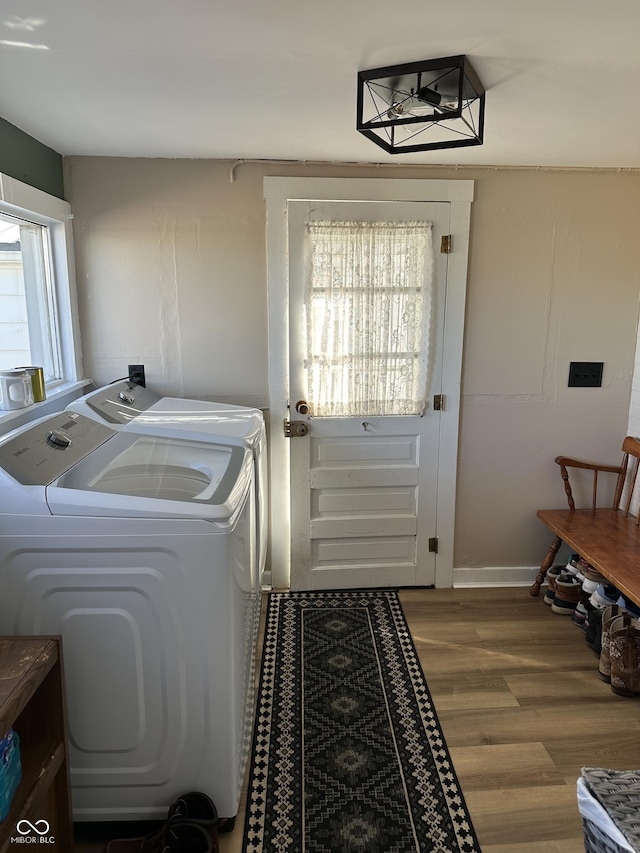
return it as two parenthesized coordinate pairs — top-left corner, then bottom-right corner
(428, 537), (439, 553)
(433, 394), (444, 411)
(440, 235), (452, 254)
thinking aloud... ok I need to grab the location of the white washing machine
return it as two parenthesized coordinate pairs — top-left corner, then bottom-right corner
(0, 411), (260, 824)
(66, 381), (268, 588)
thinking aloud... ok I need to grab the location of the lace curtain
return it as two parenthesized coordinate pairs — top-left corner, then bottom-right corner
(304, 220), (434, 417)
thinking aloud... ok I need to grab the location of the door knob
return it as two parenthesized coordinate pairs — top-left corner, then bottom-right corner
(295, 400), (310, 415)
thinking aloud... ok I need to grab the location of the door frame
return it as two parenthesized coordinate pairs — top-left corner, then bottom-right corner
(264, 177), (474, 591)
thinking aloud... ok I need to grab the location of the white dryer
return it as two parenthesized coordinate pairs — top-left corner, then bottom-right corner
(0, 411), (260, 824)
(66, 381), (268, 588)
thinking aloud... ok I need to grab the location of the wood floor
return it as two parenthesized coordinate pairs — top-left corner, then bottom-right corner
(75, 586), (640, 852)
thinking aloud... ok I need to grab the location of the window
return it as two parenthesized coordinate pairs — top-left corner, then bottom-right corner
(303, 219), (434, 417)
(0, 173), (82, 395)
(0, 213), (61, 380)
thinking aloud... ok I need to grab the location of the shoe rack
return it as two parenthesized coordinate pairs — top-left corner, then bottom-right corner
(0, 637), (73, 852)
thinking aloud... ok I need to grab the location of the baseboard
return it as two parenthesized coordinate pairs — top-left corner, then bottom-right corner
(453, 565), (540, 588)
(264, 566), (543, 591)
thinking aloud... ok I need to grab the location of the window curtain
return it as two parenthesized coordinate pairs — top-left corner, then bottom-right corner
(304, 220), (434, 417)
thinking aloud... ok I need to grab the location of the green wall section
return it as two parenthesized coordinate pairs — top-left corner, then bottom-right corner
(0, 117), (64, 200)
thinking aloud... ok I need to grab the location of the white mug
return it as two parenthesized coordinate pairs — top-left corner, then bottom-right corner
(0, 369), (35, 410)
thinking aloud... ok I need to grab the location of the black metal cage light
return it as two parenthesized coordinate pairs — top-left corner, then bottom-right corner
(357, 55), (485, 155)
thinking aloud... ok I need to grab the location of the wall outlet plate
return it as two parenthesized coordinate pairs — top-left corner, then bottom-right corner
(128, 364), (146, 387)
(568, 361), (603, 387)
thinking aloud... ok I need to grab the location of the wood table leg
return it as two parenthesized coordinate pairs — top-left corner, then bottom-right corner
(530, 535), (562, 596)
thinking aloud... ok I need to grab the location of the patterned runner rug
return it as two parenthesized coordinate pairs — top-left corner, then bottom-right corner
(242, 590), (482, 852)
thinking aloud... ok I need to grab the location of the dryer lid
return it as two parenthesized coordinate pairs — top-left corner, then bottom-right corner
(68, 380), (264, 445)
(128, 397), (264, 446)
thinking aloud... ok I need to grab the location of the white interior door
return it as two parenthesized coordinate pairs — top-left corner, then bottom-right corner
(287, 200), (449, 590)
(264, 177), (473, 592)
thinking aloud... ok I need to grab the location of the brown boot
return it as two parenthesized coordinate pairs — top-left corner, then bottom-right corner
(105, 818), (213, 852)
(598, 605), (623, 683)
(551, 573), (583, 615)
(168, 792), (219, 853)
(609, 614), (640, 697)
(543, 564), (564, 606)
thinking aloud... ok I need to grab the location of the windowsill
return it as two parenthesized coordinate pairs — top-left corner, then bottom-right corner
(0, 379), (94, 436)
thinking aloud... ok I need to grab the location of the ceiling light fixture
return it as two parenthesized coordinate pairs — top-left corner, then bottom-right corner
(357, 55), (485, 155)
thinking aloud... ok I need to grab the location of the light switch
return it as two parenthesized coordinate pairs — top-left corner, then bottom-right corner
(568, 362), (603, 387)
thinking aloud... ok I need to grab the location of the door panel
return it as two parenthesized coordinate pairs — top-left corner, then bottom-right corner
(287, 200), (449, 589)
(312, 537), (417, 572)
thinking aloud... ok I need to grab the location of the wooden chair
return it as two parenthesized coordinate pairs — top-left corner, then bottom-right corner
(530, 436), (640, 606)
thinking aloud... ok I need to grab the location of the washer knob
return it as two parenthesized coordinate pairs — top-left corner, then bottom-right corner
(47, 429), (71, 448)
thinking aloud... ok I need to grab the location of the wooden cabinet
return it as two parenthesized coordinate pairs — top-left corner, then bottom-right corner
(0, 637), (73, 852)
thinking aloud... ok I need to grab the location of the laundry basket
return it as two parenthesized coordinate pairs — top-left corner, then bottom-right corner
(578, 768), (640, 853)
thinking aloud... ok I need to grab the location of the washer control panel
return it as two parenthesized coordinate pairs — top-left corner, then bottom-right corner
(86, 381), (161, 424)
(0, 413), (116, 485)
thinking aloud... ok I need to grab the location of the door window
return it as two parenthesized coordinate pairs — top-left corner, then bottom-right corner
(304, 220), (434, 417)
(304, 222), (433, 417)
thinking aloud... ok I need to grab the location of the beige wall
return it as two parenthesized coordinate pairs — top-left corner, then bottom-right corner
(64, 157), (640, 575)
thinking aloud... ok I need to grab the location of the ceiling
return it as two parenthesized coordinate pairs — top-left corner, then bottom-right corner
(2, 0), (640, 168)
